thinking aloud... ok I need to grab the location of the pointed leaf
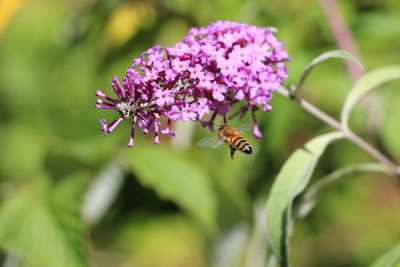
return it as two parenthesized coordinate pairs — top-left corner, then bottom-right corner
(370, 242), (400, 267)
(266, 132), (343, 266)
(296, 50), (364, 92)
(341, 66), (400, 130)
(0, 173), (88, 267)
(125, 146), (217, 232)
(299, 163), (388, 218)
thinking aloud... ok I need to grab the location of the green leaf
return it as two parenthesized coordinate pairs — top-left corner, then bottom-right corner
(296, 50), (364, 92)
(381, 98), (400, 161)
(0, 173), (88, 267)
(370, 242), (400, 267)
(341, 66), (400, 130)
(298, 163), (388, 218)
(0, 124), (46, 181)
(125, 146), (217, 232)
(266, 132), (343, 266)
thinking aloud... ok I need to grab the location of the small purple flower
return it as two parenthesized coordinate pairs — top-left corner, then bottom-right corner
(172, 58), (190, 74)
(143, 69), (158, 82)
(197, 73), (214, 89)
(95, 21), (290, 146)
(216, 102), (231, 115)
(220, 32), (235, 47)
(211, 82), (227, 102)
(165, 69), (177, 81)
(180, 104), (198, 121)
(160, 119), (176, 136)
(166, 106), (181, 121)
(253, 123), (263, 139)
(189, 64), (203, 80)
(197, 98), (211, 118)
(235, 88), (245, 101)
(230, 45), (249, 64)
(154, 89), (174, 106)
(217, 57), (237, 77)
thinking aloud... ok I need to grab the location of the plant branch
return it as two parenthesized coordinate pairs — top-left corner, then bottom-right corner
(276, 87), (400, 176)
(318, 0), (383, 133)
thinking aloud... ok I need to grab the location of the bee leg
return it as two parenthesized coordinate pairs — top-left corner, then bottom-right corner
(230, 148), (236, 159)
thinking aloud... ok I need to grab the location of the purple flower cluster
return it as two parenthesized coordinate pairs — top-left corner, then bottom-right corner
(96, 21), (290, 147)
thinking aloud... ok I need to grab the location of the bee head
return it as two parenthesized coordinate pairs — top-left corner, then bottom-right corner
(217, 124), (226, 132)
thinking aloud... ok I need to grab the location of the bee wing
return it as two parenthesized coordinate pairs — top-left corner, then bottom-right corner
(236, 122), (253, 133)
(197, 137), (224, 148)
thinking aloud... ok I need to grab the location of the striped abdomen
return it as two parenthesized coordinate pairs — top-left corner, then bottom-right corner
(227, 135), (252, 154)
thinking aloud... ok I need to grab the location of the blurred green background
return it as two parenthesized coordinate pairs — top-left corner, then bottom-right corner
(0, 0), (399, 266)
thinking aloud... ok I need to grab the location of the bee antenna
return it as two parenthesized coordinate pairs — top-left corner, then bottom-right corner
(214, 121), (226, 128)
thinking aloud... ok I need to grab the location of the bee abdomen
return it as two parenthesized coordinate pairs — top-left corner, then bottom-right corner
(243, 145), (252, 154)
(232, 136), (252, 154)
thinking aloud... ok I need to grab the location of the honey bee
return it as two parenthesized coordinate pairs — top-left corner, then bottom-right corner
(198, 123), (253, 159)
